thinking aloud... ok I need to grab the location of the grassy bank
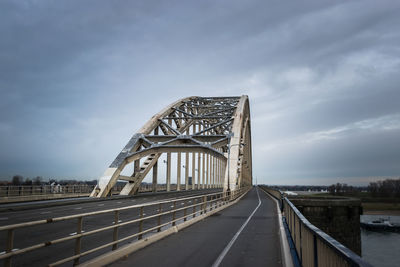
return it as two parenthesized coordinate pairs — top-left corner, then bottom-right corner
(295, 192), (400, 215)
(362, 202), (400, 215)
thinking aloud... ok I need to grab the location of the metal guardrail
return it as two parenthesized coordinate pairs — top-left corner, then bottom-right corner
(0, 187), (249, 266)
(259, 186), (372, 267)
(0, 185), (96, 197)
(0, 184), (178, 198)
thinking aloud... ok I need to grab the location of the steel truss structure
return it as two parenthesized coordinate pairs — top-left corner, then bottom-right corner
(91, 96), (252, 197)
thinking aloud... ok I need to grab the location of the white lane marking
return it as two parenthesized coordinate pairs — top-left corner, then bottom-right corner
(69, 231), (85, 236)
(98, 204), (104, 206)
(0, 248), (19, 255)
(112, 220), (122, 224)
(40, 211), (51, 214)
(117, 202), (122, 204)
(74, 207), (82, 210)
(212, 188), (261, 267)
(0, 217), (9, 220)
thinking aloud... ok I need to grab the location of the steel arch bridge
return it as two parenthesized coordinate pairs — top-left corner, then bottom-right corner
(91, 95), (252, 198)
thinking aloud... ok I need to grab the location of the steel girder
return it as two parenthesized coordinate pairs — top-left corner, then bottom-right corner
(90, 96), (252, 197)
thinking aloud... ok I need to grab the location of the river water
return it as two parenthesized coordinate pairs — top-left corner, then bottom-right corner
(361, 215), (400, 267)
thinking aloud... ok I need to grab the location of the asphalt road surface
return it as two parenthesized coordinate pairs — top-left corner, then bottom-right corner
(111, 187), (282, 267)
(0, 189), (221, 266)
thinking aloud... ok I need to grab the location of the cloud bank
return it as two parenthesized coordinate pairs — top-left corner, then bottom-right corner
(1, 0), (400, 185)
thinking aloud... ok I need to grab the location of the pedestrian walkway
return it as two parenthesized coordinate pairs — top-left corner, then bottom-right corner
(111, 187), (282, 267)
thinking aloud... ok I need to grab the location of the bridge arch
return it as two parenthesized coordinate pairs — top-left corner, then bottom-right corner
(91, 96), (252, 197)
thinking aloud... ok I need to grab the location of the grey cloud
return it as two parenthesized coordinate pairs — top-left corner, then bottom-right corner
(1, 0), (400, 184)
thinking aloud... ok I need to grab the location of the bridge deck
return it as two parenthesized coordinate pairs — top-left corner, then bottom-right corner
(111, 187), (282, 267)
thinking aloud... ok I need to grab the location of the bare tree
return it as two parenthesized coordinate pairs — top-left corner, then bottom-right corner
(24, 178), (32, 185)
(12, 175), (23, 185)
(33, 176), (42, 185)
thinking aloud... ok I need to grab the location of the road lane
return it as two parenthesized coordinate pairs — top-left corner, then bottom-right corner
(0, 189), (221, 266)
(0, 189), (221, 226)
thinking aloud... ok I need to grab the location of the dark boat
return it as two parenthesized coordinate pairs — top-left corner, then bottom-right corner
(361, 217), (400, 232)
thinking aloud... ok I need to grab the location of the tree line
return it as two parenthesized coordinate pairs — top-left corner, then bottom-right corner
(328, 178), (400, 198)
(327, 183), (362, 195)
(0, 175), (97, 186)
(368, 178), (400, 198)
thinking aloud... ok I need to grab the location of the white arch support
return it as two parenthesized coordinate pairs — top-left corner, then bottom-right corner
(91, 96), (252, 197)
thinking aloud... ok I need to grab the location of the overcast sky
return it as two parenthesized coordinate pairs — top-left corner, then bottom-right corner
(1, 0), (399, 185)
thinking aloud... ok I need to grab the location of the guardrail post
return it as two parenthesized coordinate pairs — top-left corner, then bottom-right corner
(157, 203), (162, 232)
(172, 201), (176, 226)
(5, 229), (14, 267)
(112, 210), (119, 250)
(214, 195), (218, 209)
(203, 196), (207, 214)
(299, 222), (302, 264)
(213, 195), (216, 210)
(184, 201), (187, 222)
(73, 217), (83, 266)
(193, 199), (197, 218)
(138, 207), (144, 240)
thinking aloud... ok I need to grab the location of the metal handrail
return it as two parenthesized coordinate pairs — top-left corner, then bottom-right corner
(283, 198), (372, 267)
(259, 186), (372, 267)
(0, 184), (167, 198)
(0, 190), (226, 231)
(0, 187), (250, 266)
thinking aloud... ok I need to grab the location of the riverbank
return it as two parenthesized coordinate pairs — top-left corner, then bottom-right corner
(363, 210), (400, 215)
(362, 200), (400, 215)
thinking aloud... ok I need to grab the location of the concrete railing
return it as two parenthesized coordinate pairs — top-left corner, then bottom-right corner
(0, 187), (250, 267)
(259, 186), (372, 267)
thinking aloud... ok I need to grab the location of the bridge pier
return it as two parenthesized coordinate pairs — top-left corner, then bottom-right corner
(289, 197), (362, 256)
